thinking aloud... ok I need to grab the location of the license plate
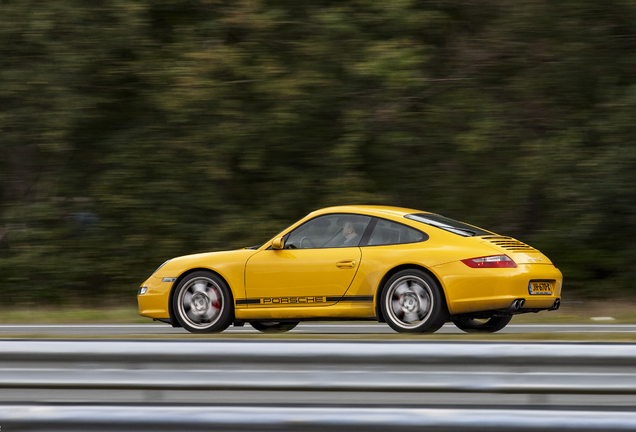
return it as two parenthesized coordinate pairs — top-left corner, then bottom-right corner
(529, 280), (553, 295)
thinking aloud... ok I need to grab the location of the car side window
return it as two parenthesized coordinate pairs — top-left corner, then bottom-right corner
(366, 218), (427, 246)
(285, 214), (372, 249)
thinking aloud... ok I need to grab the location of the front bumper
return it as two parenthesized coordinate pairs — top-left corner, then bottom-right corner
(137, 275), (173, 319)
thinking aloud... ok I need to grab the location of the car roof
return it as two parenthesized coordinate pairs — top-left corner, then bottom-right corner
(309, 205), (429, 219)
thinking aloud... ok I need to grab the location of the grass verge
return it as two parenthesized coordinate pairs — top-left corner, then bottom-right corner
(0, 306), (147, 324)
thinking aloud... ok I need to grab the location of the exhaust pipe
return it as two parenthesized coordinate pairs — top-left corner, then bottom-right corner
(551, 298), (561, 310)
(508, 299), (525, 313)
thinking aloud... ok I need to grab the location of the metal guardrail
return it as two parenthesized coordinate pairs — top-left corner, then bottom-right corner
(1, 340), (636, 394)
(2, 363), (636, 395)
(1, 340), (636, 430)
(2, 339), (636, 365)
(3, 405), (636, 432)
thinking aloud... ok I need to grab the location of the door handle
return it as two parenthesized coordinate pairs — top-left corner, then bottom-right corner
(336, 260), (356, 269)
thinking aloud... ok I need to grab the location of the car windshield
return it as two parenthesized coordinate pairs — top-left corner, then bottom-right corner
(404, 213), (493, 237)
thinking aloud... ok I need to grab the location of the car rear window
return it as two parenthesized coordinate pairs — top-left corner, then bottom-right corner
(366, 219), (428, 246)
(405, 213), (492, 237)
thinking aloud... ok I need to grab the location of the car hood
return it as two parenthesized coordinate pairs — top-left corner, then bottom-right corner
(160, 248), (259, 275)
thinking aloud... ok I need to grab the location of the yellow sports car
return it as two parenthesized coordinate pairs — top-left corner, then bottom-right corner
(138, 206), (562, 334)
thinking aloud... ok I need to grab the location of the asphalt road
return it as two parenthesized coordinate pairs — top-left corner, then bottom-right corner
(1, 322), (635, 336)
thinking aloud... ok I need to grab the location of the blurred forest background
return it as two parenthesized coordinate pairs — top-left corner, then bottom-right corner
(1, 0), (635, 305)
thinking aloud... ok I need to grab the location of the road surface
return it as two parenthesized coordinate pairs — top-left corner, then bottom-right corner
(0, 322), (634, 336)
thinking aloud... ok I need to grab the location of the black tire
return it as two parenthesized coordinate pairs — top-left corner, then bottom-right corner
(172, 271), (234, 333)
(250, 321), (299, 333)
(380, 269), (448, 333)
(452, 315), (512, 333)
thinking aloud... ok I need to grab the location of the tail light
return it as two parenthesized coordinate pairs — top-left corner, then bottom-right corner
(462, 255), (517, 268)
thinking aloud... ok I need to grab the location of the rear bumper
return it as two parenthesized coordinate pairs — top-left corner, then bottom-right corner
(432, 262), (563, 315)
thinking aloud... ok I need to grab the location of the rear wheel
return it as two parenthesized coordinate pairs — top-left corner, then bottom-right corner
(452, 315), (512, 333)
(250, 321), (299, 333)
(381, 269), (448, 333)
(173, 271), (234, 333)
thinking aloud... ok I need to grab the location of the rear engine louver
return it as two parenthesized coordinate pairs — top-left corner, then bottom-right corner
(481, 236), (537, 252)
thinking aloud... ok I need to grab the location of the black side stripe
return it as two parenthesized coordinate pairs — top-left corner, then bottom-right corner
(326, 296), (374, 302)
(236, 299), (261, 305)
(237, 296), (373, 305)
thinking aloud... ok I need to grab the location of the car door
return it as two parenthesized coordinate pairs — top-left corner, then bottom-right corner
(244, 214), (371, 307)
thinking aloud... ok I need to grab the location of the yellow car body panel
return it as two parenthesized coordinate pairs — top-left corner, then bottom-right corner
(137, 275), (174, 317)
(138, 205), (563, 330)
(432, 261), (562, 315)
(234, 303), (374, 320)
(244, 247), (362, 307)
(138, 249), (258, 319)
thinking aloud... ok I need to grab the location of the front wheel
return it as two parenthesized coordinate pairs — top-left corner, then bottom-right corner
(173, 271), (234, 333)
(381, 269), (448, 333)
(452, 315), (512, 333)
(250, 321), (299, 333)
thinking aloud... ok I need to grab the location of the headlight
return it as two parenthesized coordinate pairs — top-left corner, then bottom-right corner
(152, 259), (171, 275)
(138, 287), (148, 295)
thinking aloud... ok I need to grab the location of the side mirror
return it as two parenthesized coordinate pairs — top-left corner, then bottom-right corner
(271, 236), (285, 250)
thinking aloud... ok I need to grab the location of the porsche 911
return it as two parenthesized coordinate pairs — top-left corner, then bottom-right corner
(137, 206), (562, 333)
